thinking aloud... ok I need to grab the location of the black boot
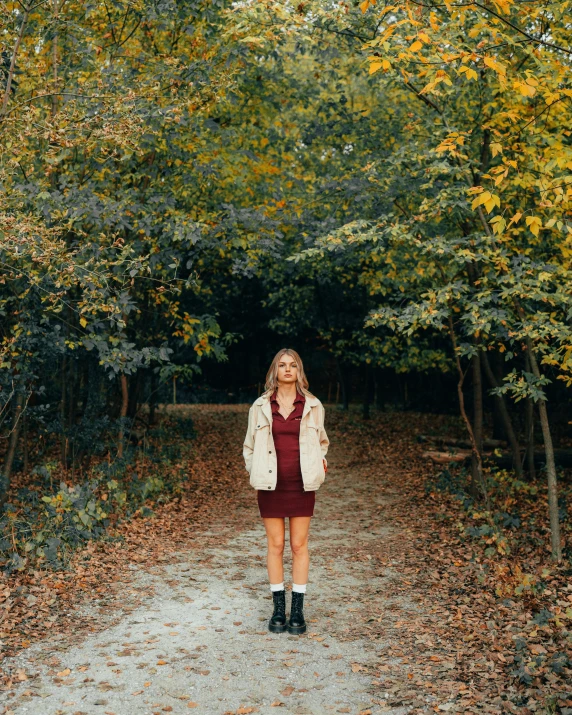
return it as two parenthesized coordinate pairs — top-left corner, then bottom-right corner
(287, 591), (306, 635)
(268, 589), (287, 633)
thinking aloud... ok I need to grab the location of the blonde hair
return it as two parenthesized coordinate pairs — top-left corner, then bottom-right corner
(263, 348), (312, 397)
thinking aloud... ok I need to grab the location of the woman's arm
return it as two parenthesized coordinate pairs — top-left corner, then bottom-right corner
(243, 405), (256, 473)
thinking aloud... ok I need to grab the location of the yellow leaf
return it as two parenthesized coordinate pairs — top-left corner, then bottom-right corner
(525, 216), (542, 236)
(369, 62), (383, 74)
(484, 193), (501, 213)
(483, 56), (506, 76)
(471, 191), (491, 209)
(360, 0), (369, 13)
(80, 317), (87, 328)
(410, 40), (423, 52)
(490, 216), (506, 235)
(514, 80), (536, 97)
(490, 142), (503, 157)
(459, 65), (478, 81)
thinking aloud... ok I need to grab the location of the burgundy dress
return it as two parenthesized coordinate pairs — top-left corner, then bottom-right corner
(257, 390), (316, 518)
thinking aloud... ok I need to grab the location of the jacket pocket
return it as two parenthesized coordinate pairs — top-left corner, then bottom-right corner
(307, 425), (324, 478)
(251, 422), (269, 482)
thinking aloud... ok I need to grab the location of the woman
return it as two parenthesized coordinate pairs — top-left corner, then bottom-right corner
(243, 348), (329, 635)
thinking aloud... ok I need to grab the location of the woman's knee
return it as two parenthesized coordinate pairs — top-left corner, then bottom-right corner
(290, 540), (308, 557)
(268, 538), (285, 555)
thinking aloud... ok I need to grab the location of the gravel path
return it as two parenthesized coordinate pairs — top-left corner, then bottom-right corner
(2, 406), (423, 715)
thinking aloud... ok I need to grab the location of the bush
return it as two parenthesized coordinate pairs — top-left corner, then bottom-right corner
(0, 415), (193, 573)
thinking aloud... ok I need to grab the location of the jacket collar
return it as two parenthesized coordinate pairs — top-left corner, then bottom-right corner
(255, 392), (319, 407)
(255, 391), (319, 422)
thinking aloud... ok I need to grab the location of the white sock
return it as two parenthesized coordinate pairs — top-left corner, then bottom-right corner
(270, 582), (284, 592)
(292, 583), (307, 594)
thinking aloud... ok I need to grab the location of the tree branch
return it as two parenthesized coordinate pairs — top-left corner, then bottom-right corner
(1, 5), (30, 118)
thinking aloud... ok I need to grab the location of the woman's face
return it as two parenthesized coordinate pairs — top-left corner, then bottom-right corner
(277, 354), (298, 386)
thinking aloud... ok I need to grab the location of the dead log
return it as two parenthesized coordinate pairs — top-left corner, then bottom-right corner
(418, 435), (507, 450)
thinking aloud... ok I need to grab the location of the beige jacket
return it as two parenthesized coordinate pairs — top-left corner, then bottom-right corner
(243, 392), (329, 492)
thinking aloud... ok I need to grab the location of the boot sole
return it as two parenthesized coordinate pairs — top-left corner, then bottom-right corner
(268, 621), (288, 633)
(287, 623), (307, 635)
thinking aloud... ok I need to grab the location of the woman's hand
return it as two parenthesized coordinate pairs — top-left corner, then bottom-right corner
(323, 459), (328, 473)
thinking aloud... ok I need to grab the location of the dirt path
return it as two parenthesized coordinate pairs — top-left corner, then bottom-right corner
(0, 406), (463, 715)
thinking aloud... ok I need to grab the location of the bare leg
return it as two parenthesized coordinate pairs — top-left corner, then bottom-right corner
(289, 516), (311, 584)
(262, 517), (285, 583)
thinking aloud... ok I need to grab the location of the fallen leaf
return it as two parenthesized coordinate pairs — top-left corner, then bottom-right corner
(529, 644), (547, 655)
(351, 663), (367, 673)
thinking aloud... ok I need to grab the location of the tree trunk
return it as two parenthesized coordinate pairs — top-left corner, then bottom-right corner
(128, 368), (143, 420)
(374, 367), (384, 411)
(52, 0), (59, 118)
(23, 414), (29, 474)
(362, 363), (372, 419)
(117, 373), (129, 459)
(0, 6), (29, 116)
(0, 392), (25, 506)
(336, 358), (350, 411)
(148, 371), (158, 425)
(60, 354), (67, 467)
(448, 317), (491, 511)
(526, 341), (561, 561)
(471, 351), (484, 496)
(524, 353), (536, 480)
(525, 398), (536, 480)
(68, 357), (76, 428)
(481, 350), (523, 477)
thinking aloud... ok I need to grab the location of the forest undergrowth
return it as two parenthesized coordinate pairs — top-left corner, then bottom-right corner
(338, 408), (572, 714)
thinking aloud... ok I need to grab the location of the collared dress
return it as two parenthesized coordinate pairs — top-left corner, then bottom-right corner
(257, 390), (316, 518)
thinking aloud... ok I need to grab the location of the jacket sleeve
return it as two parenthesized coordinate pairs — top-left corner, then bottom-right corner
(243, 405), (255, 473)
(318, 402), (329, 467)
